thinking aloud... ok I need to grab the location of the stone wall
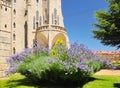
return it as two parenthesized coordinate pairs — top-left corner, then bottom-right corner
(0, 0), (11, 78)
(0, 0), (70, 78)
(95, 51), (120, 62)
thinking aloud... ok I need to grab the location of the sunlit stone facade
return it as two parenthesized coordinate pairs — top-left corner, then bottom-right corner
(0, 0), (69, 77)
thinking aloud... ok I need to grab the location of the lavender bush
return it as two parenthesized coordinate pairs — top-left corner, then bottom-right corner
(6, 42), (114, 85)
(6, 42), (49, 75)
(6, 48), (33, 75)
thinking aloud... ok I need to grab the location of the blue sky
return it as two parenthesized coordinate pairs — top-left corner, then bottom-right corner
(62, 0), (118, 51)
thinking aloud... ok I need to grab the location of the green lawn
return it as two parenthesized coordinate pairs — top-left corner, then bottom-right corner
(0, 73), (120, 88)
(0, 74), (37, 88)
(83, 75), (120, 88)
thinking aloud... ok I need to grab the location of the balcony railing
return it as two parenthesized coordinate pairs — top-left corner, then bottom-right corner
(33, 25), (66, 33)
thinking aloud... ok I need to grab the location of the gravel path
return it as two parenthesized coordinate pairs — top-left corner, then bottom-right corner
(94, 69), (120, 76)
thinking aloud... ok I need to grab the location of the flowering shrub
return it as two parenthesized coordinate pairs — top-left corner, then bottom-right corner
(52, 38), (67, 61)
(6, 42), (114, 85)
(6, 48), (33, 75)
(6, 42), (49, 75)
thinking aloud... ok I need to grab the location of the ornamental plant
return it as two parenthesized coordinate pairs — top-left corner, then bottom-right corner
(52, 38), (67, 61)
(6, 41), (114, 85)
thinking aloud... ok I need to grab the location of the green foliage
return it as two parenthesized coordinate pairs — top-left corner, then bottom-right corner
(52, 38), (67, 61)
(113, 61), (120, 66)
(17, 55), (52, 84)
(88, 61), (101, 72)
(7, 42), (114, 86)
(92, 0), (120, 49)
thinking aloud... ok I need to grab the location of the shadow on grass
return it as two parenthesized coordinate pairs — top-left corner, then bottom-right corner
(5, 77), (106, 88)
(5, 77), (39, 88)
(114, 83), (120, 88)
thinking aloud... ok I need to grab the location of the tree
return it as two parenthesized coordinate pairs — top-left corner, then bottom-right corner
(92, 0), (120, 49)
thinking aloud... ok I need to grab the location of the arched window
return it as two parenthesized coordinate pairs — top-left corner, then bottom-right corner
(5, 7), (7, 11)
(36, 0), (39, 3)
(13, 47), (16, 54)
(33, 16), (35, 29)
(13, 9), (16, 15)
(39, 16), (41, 25)
(58, 17), (59, 25)
(45, 8), (48, 24)
(13, 33), (16, 40)
(45, 8), (47, 17)
(5, 24), (7, 28)
(52, 14), (54, 24)
(36, 22), (38, 28)
(54, 8), (57, 25)
(54, 8), (57, 18)
(36, 11), (39, 21)
(13, 22), (16, 28)
(55, 20), (57, 25)
(26, 0), (28, 3)
(14, 0), (16, 3)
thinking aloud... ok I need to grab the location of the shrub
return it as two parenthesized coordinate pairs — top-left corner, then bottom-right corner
(52, 38), (67, 61)
(6, 42), (114, 85)
(6, 48), (33, 75)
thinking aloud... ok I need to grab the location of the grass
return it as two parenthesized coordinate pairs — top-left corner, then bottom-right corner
(83, 75), (120, 88)
(0, 73), (120, 88)
(0, 73), (38, 88)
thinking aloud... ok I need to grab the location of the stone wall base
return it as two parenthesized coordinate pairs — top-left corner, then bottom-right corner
(0, 71), (6, 78)
(0, 63), (8, 78)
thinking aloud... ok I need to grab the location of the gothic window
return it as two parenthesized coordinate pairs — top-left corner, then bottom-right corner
(39, 16), (41, 25)
(25, 10), (28, 16)
(54, 8), (57, 18)
(5, 7), (7, 11)
(13, 22), (16, 28)
(54, 8), (57, 25)
(13, 33), (16, 40)
(13, 47), (16, 54)
(5, 24), (7, 28)
(52, 14), (54, 24)
(36, 0), (39, 3)
(55, 20), (57, 25)
(33, 16), (35, 29)
(14, 0), (16, 3)
(36, 22), (38, 28)
(13, 9), (16, 15)
(58, 17), (59, 25)
(26, 0), (28, 3)
(36, 11), (39, 21)
(45, 8), (47, 17)
(45, 8), (48, 24)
